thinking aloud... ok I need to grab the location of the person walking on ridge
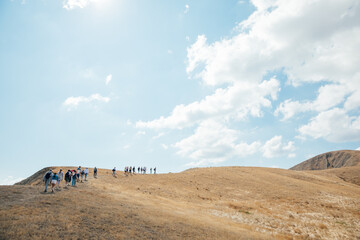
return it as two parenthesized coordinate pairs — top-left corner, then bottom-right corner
(72, 170), (77, 186)
(65, 170), (71, 186)
(43, 169), (53, 192)
(80, 169), (85, 183)
(76, 166), (81, 182)
(84, 168), (89, 181)
(51, 173), (59, 193)
(94, 167), (97, 178)
(57, 169), (63, 188)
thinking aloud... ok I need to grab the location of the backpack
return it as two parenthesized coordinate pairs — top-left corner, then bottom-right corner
(45, 172), (51, 180)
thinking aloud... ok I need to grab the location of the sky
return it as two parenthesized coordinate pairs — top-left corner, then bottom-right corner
(1, 0), (360, 185)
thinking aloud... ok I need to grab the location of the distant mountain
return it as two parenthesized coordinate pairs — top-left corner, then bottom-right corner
(290, 150), (360, 171)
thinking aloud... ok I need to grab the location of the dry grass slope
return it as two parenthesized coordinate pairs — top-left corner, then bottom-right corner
(290, 150), (360, 171)
(1, 165), (360, 239)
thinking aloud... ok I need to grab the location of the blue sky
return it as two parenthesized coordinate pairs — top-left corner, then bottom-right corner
(1, 0), (360, 184)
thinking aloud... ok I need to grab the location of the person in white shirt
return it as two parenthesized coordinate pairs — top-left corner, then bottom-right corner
(84, 168), (89, 181)
(57, 169), (64, 188)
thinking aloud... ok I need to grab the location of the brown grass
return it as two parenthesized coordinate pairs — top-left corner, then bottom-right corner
(1, 166), (360, 239)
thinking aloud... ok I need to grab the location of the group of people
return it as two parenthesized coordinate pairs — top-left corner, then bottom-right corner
(43, 166), (95, 193)
(43, 165), (156, 193)
(123, 166), (156, 175)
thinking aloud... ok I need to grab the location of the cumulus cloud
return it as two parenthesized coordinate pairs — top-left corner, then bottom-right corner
(63, 94), (110, 110)
(105, 74), (112, 85)
(175, 120), (261, 166)
(299, 108), (360, 142)
(136, 78), (280, 129)
(261, 135), (295, 158)
(275, 84), (350, 120)
(137, 0), (360, 164)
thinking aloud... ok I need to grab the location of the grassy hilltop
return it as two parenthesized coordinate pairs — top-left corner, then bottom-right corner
(1, 151), (360, 239)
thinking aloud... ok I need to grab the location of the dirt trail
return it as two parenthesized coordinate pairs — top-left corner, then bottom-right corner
(1, 166), (360, 239)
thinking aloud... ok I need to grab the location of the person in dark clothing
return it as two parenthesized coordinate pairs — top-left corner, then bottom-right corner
(94, 167), (98, 178)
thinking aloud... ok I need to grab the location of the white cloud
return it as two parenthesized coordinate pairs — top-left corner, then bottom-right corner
(175, 120), (261, 166)
(356, 147), (360, 151)
(167, 50), (173, 54)
(123, 145), (130, 149)
(62, 0), (108, 10)
(0, 176), (24, 185)
(299, 108), (360, 142)
(136, 0), (360, 164)
(275, 100), (311, 120)
(275, 84), (350, 120)
(261, 135), (295, 158)
(136, 78), (280, 129)
(288, 153), (296, 158)
(63, 93), (110, 110)
(184, 4), (189, 14)
(161, 144), (168, 150)
(105, 74), (112, 85)
(63, 0), (92, 10)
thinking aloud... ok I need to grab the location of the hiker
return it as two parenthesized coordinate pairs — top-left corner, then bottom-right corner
(150, 168), (152, 174)
(51, 173), (58, 193)
(112, 167), (116, 176)
(94, 167), (97, 178)
(84, 168), (89, 181)
(77, 166), (81, 182)
(72, 170), (77, 186)
(154, 167), (156, 174)
(65, 170), (71, 186)
(57, 169), (64, 188)
(43, 169), (53, 192)
(80, 170), (85, 182)
(133, 166), (135, 173)
(138, 167), (140, 173)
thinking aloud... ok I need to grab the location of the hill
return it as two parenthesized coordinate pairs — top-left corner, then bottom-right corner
(290, 150), (360, 171)
(1, 166), (360, 239)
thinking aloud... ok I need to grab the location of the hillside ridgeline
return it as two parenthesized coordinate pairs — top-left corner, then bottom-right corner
(1, 165), (360, 239)
(290, 150), (360, 170)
